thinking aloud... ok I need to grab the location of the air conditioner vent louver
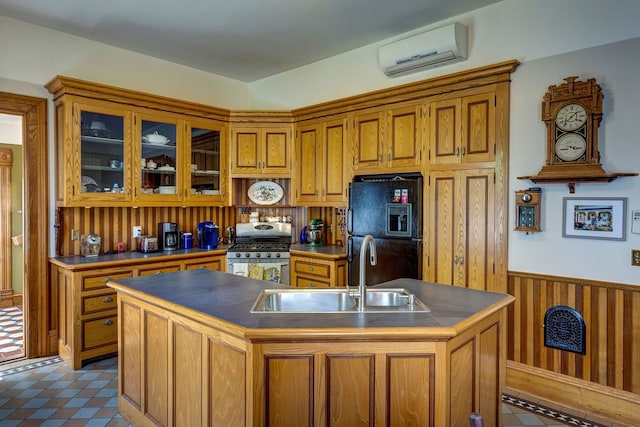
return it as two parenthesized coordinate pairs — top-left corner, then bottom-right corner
(379, 22), (467, 78)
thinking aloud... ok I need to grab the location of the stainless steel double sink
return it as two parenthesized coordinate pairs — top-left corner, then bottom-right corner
(250, 288), (430, 313)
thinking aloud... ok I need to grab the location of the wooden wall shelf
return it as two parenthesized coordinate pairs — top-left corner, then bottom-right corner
(518, 165), (637, 193)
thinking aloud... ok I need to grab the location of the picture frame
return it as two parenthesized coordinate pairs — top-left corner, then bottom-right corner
(562, 197), (627, 241)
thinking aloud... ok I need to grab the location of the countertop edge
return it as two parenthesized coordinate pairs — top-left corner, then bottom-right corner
(49, 247), (228, 270)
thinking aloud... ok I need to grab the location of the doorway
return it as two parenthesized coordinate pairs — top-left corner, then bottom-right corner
(0, 92), (51, 361)
(0, 136), (24, 362)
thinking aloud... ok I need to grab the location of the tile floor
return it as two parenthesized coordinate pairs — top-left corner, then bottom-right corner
(0, 305), (630, 426)
(0, 356), (626, 427)
(0, 306), (24, 362)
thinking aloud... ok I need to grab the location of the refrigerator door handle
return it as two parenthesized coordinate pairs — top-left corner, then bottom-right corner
(347, 207), (353, 234)
(347, 237), (353, 263)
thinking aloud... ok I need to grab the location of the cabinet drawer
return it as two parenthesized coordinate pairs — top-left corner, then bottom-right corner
(82, 315), (117, 351)
(138, 265), (180, 276)
(82, 292), (116, 315)
(184, 258), (224, 271)
(294, 260), (330, 278)
(296, 277), (331, 288)
(82, 271), (133, 291)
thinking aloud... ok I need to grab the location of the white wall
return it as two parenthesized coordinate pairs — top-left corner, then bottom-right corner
(509, 38), (640, 286)
(0, 15), (249, 110)
(248, 0), (640, 109)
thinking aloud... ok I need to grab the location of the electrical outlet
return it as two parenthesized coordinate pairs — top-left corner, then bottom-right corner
(632, 250), (640, 267)
(132, 226), (142, 238)
(71, 229), (80, 241)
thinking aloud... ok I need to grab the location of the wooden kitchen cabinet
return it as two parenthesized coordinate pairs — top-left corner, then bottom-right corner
(426, 168), (495, 291)
(290, 253), (347, 288)
(229, 124), (293, 177)
(50, 251), (226, 368)
(295, 117), (349, 206)
(351, 103), (423, 174)
(46, 76), (230, 207)
(428, 90), (496, 166)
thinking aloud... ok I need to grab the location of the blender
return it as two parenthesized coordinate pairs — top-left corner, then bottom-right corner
(307, 219), (324, 246)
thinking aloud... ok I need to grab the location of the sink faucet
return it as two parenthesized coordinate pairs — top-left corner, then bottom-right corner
(358, 234), (377, 311)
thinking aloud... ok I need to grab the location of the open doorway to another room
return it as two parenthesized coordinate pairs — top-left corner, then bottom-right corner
(0, 113), (24, 363)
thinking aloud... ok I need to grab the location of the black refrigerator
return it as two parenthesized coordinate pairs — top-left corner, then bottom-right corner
(347, 172), (423, 286)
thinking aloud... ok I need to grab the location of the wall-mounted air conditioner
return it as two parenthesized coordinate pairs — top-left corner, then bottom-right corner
(378, 22), (468, 78)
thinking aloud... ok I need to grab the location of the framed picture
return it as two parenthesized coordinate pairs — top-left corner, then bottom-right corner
(562, 197), (627, 241)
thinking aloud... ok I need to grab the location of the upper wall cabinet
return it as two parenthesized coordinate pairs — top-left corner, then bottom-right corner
(351, 103), (423, 174)
(295, 116), (349, 206)
(428, 90), (496, 167)
(46, 76), (230, 207)
(229, 122), (293, 177)
(55, 97), (134, 205)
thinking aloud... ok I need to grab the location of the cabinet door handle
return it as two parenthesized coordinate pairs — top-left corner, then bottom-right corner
(459, 256), (465, 265)
(461, 147), (466, 156)
(102, 296), (113, 303)
(387, 153), (391, 161)
(103, 319), (114, 326)
(456, 147), (460, 156)
(102, 277), (111, 283)
(309, 282), (316, 287)
(308, 266), (314, 272)
(453, 256), (458, 265)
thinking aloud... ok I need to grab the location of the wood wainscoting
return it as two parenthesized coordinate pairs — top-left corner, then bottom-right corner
(506, 271), (640, 425)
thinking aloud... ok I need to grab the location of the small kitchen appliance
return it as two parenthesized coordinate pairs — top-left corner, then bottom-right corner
(197, 221), (219, 249)
(138, 235), (159, 253)
(158, 222), (179, 251)
(80, 233), (101, 257)
(227, 222), (292, 285)
(307, 218), (324, 246)
(181, 232), (193, 249)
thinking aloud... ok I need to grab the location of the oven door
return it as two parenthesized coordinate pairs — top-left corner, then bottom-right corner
(228, 258), (290, 286)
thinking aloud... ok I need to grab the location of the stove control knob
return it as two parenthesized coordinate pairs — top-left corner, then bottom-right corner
(245, 253), (250, 258)
(266, 253), (271, 258)
(235, 253), (241, 258)
(256, 253), (261, 258)
(275, 253), (281, 258)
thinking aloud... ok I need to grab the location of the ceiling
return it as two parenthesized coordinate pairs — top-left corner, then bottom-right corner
(0, 0), (500, 82)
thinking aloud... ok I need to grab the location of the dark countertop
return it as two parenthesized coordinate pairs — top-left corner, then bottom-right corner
(50, 246), (230, 270)
(290, 244), (347, 258)
(108, 269), (514, 339)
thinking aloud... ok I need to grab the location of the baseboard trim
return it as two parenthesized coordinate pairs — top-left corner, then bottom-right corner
(507, 361), (640, 426)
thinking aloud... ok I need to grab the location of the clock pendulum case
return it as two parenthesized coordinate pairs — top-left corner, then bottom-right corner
(518, 76), (637, 193)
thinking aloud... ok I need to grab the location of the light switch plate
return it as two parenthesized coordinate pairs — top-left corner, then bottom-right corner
(632, 210), (640, 234)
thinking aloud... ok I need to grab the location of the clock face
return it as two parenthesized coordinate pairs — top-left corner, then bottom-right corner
(555, 103), (587, 131)
(555, 133), (586, 162)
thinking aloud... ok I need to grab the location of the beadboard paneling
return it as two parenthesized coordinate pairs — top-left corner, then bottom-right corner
(507, 271), (640, 395)
(58, 206), (237, 256)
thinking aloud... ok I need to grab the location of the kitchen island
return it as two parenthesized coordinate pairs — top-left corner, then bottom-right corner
(108, 269), (514, 427)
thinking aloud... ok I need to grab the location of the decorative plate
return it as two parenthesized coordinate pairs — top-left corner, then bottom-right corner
(247, 181), (284, 205)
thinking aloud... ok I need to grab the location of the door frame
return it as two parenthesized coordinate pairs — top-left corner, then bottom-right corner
(0, 92), (51, 358)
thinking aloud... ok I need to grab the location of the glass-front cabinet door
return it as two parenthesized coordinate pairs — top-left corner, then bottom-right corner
(74, 101), (132, 203)
(135, 112), (183, 202)
(186, 119), (226, 203)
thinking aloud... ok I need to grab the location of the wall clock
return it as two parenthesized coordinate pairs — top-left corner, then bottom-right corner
(518, 76), (636, 193)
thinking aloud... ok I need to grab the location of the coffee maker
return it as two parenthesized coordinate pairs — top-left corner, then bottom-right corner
(197, 221), (219, 249)
(158, 222), (179, 251)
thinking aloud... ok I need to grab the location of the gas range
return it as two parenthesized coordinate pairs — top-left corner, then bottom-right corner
(228, 222), (292, 260)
